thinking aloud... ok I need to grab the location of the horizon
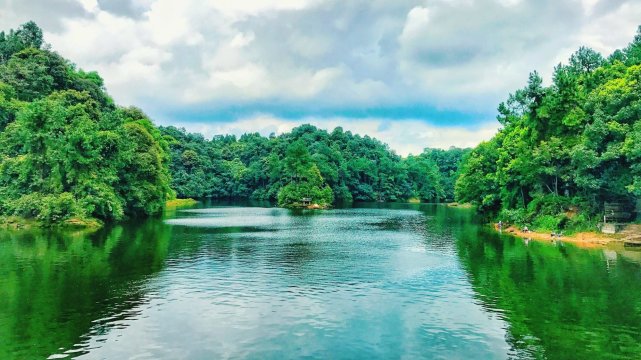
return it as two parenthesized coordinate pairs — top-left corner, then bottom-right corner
(2, 0), (641, 155)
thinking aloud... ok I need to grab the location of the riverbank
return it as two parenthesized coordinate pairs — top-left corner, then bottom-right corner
(495, 224), (622, 248)
(1, 199), (199, 230)
(0, 216), (102, 230)
(447, 202), (474, 209)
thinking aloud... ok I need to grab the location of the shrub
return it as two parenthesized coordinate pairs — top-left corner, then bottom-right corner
(566, 213), (598, 233)
(498, 208), (527, 226)
(9, 193), (43, 218)
(38, 193), (84, 223)
(532, 214), (563, 232)
(526, 194), (572, 218)
(8, 192), (85, 223)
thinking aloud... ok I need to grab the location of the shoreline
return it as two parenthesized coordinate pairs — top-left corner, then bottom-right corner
(2, 198), (200, 231)
(282, 203), (331, 210)
(447, 202), (474, 209)
(494, 224), (622, 248)
(0, 216), (102, 231)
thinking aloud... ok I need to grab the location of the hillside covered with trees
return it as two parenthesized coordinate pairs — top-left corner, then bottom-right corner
(455, 27), (641, 232)
(0, 22), (172, 226)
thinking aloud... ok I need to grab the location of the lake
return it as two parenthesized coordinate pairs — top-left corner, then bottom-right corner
(1, 202), (641, 359)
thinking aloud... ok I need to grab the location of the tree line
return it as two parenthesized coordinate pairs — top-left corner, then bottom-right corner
(455, 27), (641, 231)
(160, 124), (468, 207)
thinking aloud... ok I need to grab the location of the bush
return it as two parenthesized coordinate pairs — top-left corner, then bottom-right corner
(9, 193), (43, 218)
(498, 208), (527, 226)
(566, 213), (598, 233)
(8, 192), (85, 223)
(532, 214), (563, 232)
(526, 194), (572, 218)
(38, 192), (84, 223)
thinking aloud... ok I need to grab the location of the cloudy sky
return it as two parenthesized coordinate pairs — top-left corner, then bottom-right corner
(1, 0), (640, 155)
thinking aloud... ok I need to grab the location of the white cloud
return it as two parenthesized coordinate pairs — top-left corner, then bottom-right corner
(77, 0), (99, 13)
(56, 1), (639, 112)
(2, 0), (641, 148)
(230, 32), (255, 48)
(162, 115), (500, 156)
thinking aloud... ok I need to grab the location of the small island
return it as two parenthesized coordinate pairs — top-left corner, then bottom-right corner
(276, 141), (334, 209)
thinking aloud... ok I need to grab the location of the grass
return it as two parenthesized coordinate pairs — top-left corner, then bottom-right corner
(62, 217), (103, 229)
(165, 198), (198, 208)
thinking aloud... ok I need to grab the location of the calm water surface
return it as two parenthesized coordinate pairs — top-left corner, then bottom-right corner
(1, 202), (641, 359)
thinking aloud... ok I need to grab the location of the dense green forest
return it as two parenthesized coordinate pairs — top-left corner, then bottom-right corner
(0, 22), (466, 225)
(455, 27), (641, 231)
(7, 20), (641, 231)
(160, 124), (468, 207)
(0, 22), (172, 226)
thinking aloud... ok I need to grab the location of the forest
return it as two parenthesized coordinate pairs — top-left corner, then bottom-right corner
(455, 27), (641, 232)
(0, 22), (466, 226)
(160, 125), (467, 207)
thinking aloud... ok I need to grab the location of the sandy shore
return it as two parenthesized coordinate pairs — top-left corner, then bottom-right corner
(494, 224), (622, 248)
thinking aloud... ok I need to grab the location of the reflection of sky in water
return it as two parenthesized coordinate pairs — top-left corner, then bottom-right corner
(71, 207), (510, 359)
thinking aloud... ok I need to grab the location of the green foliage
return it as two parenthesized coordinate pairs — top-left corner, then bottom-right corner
(457, 28), (641, 230)
(160, 124), (467, 205)
(0, 22), (171, 225)
(497, 208), (527, 226)
(496, 195), (596, 233)
(278, 142), (334, 207)
(8, 192), (83, 223)
(455, 139), (501, 212)
(0, 21), (44, 62)
(404, 155), (444, 202)
(419, 147), (471, 202)
(531, 215), (563, 232)
(277, 181), (334, 208)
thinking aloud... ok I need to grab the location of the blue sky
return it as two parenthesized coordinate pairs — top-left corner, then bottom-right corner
(2, 0), (641, 155)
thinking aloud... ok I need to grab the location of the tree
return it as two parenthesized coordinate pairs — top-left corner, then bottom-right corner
(278, 140), (334, 207)
(0, 22), (171, 225)
(0, 21), (45, 62)
(569, 46), (604, 74)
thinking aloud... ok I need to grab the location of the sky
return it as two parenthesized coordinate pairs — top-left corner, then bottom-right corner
(1, 0), (641, 155)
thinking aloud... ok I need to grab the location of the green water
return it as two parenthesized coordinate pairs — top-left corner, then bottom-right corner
(1, 202), (641, 359)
